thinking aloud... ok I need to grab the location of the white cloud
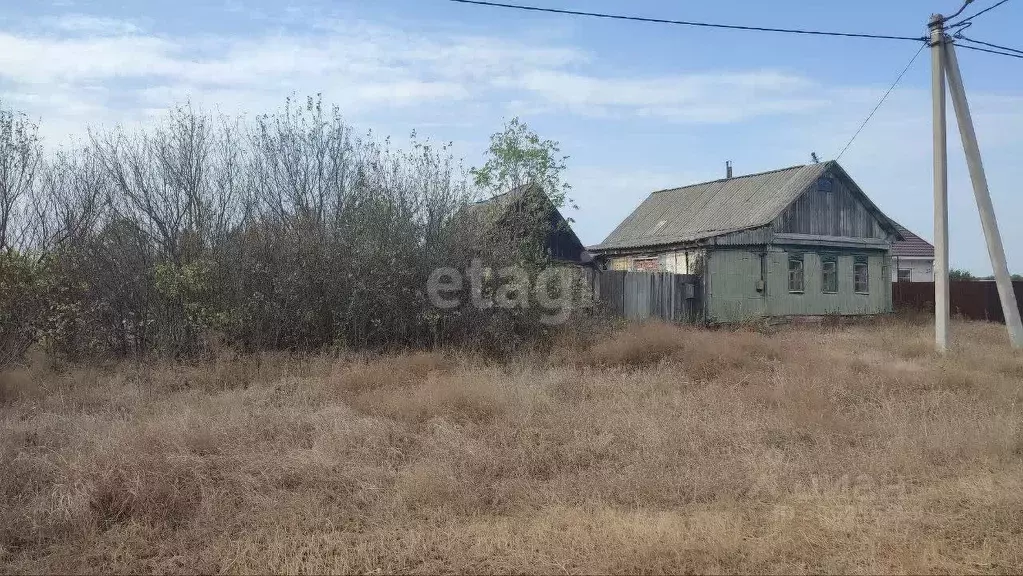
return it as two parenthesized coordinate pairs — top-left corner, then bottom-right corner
(0, 15), (871, 142)
(509, 69), (823, 121)
(0, 21), (591, 142)
(47, 14), (141, 35)
(0, 33), (177, 83)
(3, 8), (1023, 272)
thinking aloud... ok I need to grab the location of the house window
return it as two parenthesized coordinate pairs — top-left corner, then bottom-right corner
(822, 257), (838, 293)
(854, 257), (870, 293)
(898, 269), (912, 283)
(788, 254), (805, 293)
(817, 176), (834, 193)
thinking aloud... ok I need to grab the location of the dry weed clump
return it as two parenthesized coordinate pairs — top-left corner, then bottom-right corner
(332, 351), (452, 394)
(349, 370), (510, 425)
(2, 319), (1023, 574)
(0, 369), (35, 404)
(572, 321), (783, 382)
(576, 322), (686, 367)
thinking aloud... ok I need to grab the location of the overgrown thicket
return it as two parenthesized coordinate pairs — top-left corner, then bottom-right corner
(0, 97), (573, 363)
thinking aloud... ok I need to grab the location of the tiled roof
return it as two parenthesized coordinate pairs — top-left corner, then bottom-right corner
(891, 222), (935, 258)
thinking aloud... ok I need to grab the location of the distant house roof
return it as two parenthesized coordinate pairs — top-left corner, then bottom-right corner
(467, 184), (593, 266)
(591, 160), (900, 252)
(891, 222), (935, 259)
(467, 184), (531, 219)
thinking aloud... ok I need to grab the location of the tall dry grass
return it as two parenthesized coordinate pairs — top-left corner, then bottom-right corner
(2, 319), (1023, 574)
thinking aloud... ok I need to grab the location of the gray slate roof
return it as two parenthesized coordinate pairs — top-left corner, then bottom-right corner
(593, 161), (886, 251)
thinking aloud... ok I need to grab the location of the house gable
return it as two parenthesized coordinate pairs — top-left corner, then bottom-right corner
(770, 164), (895, 241)
(471, 185), (591, 265)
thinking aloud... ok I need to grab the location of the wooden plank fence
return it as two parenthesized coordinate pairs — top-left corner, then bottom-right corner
(893, 280), (1023, 323)
(595, 271), (703, 323)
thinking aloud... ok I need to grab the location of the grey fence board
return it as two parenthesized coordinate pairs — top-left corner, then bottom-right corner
(595, 271), (702, 323)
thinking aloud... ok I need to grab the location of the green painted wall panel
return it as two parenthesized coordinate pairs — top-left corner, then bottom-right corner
(766, 249), (891, 317)
(705, 247), (892, 322)
(705, 250), (766, 322)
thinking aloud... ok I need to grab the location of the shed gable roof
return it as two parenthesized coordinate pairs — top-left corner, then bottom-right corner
(592, 160), (898, 251)
(467, 184), (591, 265)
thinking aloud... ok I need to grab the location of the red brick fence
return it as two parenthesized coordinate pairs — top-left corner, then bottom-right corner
(893, 281), (1023, 323)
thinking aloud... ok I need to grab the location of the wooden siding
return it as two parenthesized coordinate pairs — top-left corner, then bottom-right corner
(711, 226), (774, 246)
(545, 212), (589, 264)
(772, 171), (887, 239)
(765, 249), (891, 317)
(705, 250), (767, 322)
(704, 248), (892, 322)
(596, 271), (702, 323)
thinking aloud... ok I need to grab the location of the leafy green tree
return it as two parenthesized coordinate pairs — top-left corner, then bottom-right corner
(460, 118), (587, 349)
(949, 269), (975, 281)
(469, 118), (579, 263)
(471, 117), (574, 211)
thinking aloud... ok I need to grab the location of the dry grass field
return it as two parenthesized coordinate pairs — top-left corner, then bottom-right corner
(2, 317), (1023, 574)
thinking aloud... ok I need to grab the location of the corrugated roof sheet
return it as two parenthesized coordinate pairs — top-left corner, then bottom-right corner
(891, 222), (935, 258)
(593, 162), (832, 251)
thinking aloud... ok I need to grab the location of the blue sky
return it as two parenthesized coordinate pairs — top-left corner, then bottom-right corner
(2, 0), (1022, 273)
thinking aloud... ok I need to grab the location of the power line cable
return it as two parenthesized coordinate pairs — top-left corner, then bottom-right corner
(836, 44), (926, 161)
(957, 35), (1023, 55)
(447, 0), (928, 42)
(945, 0), (977, 22)
(947, 0), (1012, 26)
(956, 42), (1023, 58)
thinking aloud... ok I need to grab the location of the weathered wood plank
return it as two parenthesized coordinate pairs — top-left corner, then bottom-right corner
(595, 270), (703, 324)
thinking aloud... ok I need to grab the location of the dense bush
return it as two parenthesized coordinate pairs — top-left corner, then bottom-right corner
(0, 96), (580, 364)
(0, 252), (47, 364)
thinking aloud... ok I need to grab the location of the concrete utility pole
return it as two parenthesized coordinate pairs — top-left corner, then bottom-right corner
(930, 14), (950, 352)
(943, 40), (1023, 348)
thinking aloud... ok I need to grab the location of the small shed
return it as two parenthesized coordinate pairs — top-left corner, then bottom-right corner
(468, 184), (593, 267)
(589, 160), (904, 322)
